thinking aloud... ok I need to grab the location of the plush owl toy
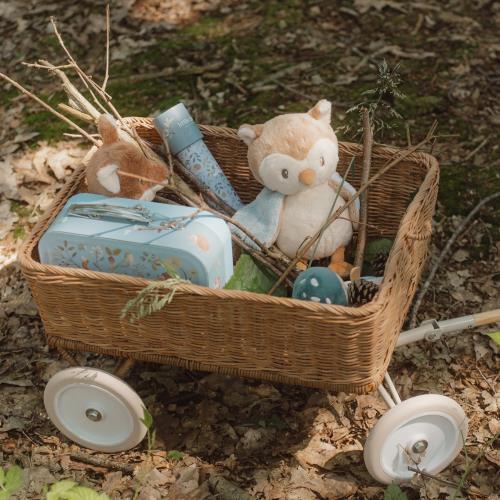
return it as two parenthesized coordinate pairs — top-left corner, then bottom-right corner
(233, 100), (359, 277)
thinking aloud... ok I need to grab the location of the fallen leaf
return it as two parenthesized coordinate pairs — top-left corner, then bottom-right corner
(354, 0), (406, 14)
(289, 466), (357, 499)
(452, 249), (469, 263)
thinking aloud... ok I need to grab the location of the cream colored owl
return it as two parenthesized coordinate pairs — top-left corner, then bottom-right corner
(234, 100), (359, 277)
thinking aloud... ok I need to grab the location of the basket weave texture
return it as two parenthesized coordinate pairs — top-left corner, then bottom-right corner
(19, 119), (439, 394)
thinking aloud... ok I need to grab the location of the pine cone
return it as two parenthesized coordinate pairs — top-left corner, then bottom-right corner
(348, 279), (379, 306)
(371, 252), (388, 277)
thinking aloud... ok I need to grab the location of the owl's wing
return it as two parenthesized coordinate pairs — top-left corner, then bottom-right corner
(329, 172), (360, 230)
(231, 188), (284, 249)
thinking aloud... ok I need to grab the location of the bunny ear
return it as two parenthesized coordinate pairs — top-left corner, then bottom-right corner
(98, 114), (119, 144)
(307, 99), (332, 125)
(238, 124), (263, 146)
(97, 164), (120, 193)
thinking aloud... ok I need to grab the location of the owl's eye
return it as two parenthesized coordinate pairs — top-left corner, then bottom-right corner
(319, 156), (325, 167)
(281, 169), (289, 179)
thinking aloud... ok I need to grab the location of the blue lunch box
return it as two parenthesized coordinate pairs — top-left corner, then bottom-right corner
(39, 193), (233, 288)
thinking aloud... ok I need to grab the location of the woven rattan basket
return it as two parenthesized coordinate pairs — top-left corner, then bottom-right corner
(19, 118), (439, 394)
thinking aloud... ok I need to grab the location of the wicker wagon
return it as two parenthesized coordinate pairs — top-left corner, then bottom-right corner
(21, 119), (485, 484)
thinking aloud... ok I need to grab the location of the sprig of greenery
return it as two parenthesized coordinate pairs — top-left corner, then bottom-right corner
(345, 60), (406, 136)
(45, 480), (109, 500)
(0, 465), (22, 500)
(120, 264), (190, 322)
(140, 406), (156, 453)
(384, 484), (407, 499)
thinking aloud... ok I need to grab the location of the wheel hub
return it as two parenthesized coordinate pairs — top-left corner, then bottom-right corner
(85, 408), (102, 422)
(412, 439), (428, 454)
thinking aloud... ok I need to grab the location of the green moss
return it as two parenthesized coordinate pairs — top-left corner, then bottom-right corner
(396, 95), (444, 115)
(37, 34), (61, 50)
(13, 225), (26, 240)
(24, 110), (70, 142)
(10, 201), (31, 218)
(1, 89), (18, 106)
(182, 16), (223, 38)
(108, 78), (185, 117)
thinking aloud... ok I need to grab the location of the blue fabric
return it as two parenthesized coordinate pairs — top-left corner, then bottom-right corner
(231, 188), (284, 249)
(331, 172), (360, 213)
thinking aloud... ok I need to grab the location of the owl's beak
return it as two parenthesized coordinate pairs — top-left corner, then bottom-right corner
(299, 168), (316, 185)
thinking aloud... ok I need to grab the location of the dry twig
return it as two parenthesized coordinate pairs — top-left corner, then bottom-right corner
(408, 191), (500, 327)
(0, 72), (99, 146)
(354, 108), (373, 271)
(102, 3), (110, 92)
(69, 451), (135, 474)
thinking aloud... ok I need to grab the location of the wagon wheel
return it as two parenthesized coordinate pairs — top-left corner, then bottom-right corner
(44, 367), (147, 452)
(364, 394), (468, 484)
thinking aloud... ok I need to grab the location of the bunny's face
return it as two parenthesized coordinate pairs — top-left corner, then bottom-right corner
(86, 114), (169, 201)
(238, 100), (339, 195)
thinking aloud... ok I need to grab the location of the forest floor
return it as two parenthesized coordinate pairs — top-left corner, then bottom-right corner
(0, 0), (499, 498)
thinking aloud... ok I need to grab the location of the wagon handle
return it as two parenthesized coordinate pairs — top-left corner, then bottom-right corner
(473, 308), (500, 327)
(397, 308), (500, 347)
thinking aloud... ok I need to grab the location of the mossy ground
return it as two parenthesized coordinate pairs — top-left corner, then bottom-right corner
(3, 1), (497, 224)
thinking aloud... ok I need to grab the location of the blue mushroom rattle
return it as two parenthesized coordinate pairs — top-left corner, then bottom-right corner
(292, 267), (348, 306)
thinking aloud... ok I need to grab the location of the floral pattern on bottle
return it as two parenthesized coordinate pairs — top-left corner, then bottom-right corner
(177, 141), (243, 211)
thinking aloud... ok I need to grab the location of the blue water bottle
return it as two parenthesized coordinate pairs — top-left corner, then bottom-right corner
(154, 103), (243, 212)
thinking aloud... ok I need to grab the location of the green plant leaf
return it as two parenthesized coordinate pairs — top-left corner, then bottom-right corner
(47, 479), (78, 499)
(140, 406), (154, 429)
(486, 331), (500, 346)
(384, 483), (408, 500)
(4, 466), (23, 493)
(224, 254), (286, 296)
(0, 467), (5, 487)
(167, 450), (184, 461)
(60, 486), (109, 500)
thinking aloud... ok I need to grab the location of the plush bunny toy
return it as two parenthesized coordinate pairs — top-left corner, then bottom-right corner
(233, 100), (359, 277)
(86, 114), (169, 201)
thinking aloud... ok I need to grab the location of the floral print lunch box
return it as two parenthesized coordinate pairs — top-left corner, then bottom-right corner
(39, 193), (233, 288)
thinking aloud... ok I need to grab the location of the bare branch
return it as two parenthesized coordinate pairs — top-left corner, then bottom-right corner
(354, 108), (373, 272)
(58, 102), (93, 122)
(102, 3), (110, 92)
(0, 72), (99, 145)
(408, 191), (500, 327)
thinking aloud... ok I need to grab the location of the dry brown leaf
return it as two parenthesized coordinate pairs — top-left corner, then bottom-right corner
(295, 434), (348, 470)
(288, 466), (357, 499)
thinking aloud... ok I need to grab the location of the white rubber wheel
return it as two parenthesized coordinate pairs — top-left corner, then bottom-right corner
(364, 394), (468, 484)
(44, 367), (147, 452)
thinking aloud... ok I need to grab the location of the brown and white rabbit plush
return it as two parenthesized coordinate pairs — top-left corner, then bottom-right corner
(86, 114), (169, 201)
(233, 100), (359, 277)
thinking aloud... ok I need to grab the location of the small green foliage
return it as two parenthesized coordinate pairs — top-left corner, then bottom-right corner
(46, 480), (77, 499)
(0, 465), (23, 500)
(345, 60), (406, 136)
(121, 265), (190, 322)
(167, 450), (184, 462)
(141, 406), (154, 430)
(140, 406), (156, 452)
(13, 225), (27, 240)
(225, 254), (286, 296)
(46, 479), (109, 500)
(384, 483), (408, 500)
(486, 331), (500, 346)
(10, 201), (31, 218)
